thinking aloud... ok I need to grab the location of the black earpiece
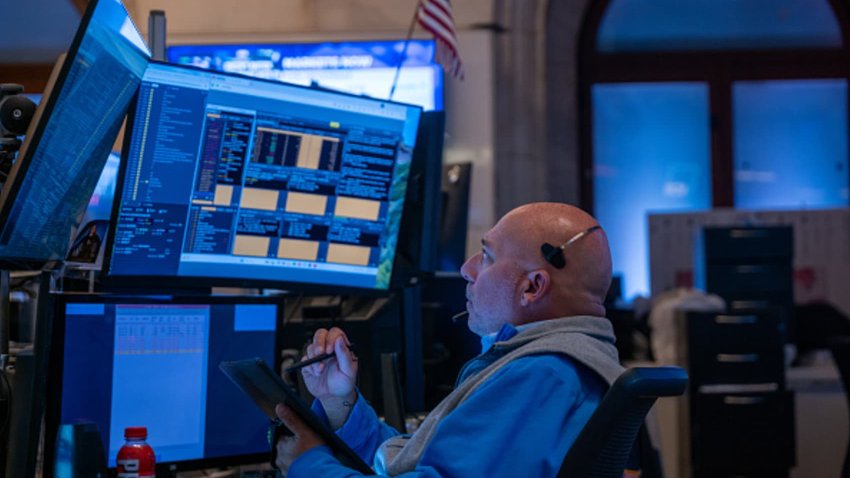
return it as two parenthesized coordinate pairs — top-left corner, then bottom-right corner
(540, 225), (602, 269)
(541, 242), (567, 269)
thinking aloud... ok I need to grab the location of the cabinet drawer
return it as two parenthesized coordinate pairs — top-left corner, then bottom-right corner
(702, 227), (793, 260)
(686, 311), (783, 347)
(686, 311), (785, 385)
(706, 263), (793, 294)
(691, 391), (795, 473)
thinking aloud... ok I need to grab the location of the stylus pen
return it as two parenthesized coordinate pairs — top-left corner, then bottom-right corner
(284, 344), (355, 373)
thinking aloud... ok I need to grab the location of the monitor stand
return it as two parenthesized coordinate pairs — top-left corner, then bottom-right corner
(2, 271), (53, 478)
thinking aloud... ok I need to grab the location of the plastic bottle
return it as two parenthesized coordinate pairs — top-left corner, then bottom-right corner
(116, 427), (156, 478)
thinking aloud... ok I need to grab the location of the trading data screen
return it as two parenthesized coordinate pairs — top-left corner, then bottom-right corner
(0, 0), (149, 262)
(51, 299), (278, 468)
(106, 62), (421, 290)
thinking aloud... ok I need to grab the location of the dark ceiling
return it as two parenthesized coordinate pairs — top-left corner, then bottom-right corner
(0, 0), (81, 64)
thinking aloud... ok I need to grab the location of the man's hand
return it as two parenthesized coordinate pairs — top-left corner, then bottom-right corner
(274, 404), (325, 473)
(300, 327), (359, 427)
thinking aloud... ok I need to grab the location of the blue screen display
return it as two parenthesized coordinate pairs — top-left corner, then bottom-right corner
(0, 0), (150, 262)
(54, 299), (277, 468)
(106, 62), (422, 290)
(167, 39), (443, 111)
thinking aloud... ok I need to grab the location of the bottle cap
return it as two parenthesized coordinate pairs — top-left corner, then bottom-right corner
(124, 426), (147, 439)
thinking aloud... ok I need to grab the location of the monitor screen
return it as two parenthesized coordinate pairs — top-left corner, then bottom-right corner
(437, 163), (472, 272)
(393, 111), (445, 281)
(0, 0), (150, 265)
(44, 295), (280, 473)
(104, 62), (422, 291)
(167, 39), (443, 111)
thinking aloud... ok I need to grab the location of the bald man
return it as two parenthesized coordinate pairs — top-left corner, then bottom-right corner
(274, 203), (625, 477)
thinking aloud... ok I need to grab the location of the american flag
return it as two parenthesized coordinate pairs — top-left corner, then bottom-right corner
(417, 0), (464, 80)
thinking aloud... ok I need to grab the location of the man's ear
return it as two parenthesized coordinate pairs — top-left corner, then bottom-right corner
(520, 269), (551, 306)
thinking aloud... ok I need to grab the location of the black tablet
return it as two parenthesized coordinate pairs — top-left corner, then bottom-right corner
(219, 357), (374, 474)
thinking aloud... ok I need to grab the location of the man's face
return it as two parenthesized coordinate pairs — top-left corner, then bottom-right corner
(459, 218), (526, 336)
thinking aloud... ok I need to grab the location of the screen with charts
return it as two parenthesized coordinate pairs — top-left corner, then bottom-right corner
(0, 0), (149, 264)
(168, 39), (443, 112)
(44, 295), (280, 472)
(104, 62), (422, 291)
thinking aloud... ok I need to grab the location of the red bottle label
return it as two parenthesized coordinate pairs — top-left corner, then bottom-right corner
(116, 443), (155, 478)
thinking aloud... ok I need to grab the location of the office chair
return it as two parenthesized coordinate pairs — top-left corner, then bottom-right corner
(829, 337), (850, 478)
(557, 366), (688, 478)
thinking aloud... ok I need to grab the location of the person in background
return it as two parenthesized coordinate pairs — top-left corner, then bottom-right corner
(275, 202), (625, 477)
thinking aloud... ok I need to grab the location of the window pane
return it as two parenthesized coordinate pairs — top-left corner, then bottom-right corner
(598, 0), (841, 52)
(593, 83), (711, 300)
(734, 79), (849, 209)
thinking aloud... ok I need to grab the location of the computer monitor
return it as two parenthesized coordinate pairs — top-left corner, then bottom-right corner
(0, 0), (149, 267)
(393, 111), (445, 283)
(103, 62), (422, 292)
(44, 294), (280, 474)
(167, 39), (444, 111)
(437, 162), (472, 272)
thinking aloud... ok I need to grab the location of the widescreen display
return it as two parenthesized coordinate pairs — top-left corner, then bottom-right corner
(105, 62), (422, 291)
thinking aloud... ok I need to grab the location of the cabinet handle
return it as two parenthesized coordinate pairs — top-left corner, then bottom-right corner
(730, 300), (771, 309)
(723, 396), (766, 405)
(730, 229), (769, 238)
(715, 315), (757, 325)
(716, 353), (759, 363)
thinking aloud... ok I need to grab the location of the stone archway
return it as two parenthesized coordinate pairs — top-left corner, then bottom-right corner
(492, 0), (590, 216)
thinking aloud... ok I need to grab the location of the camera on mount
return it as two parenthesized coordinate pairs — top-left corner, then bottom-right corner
(0, 84), (37, 182)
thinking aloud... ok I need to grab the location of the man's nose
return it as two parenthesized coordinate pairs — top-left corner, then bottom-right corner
(460, 253), (478, 282)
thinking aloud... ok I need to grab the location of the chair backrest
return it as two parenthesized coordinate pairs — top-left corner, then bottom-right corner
(558, 366), (688, 478)
(829, 337), (850, 478)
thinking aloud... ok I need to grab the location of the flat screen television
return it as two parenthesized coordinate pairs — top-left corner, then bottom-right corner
(0, 0), (149, 267)
(44, 294), (281, 474)
(167, 39), (443, 111)
(103, 62), (422, 293)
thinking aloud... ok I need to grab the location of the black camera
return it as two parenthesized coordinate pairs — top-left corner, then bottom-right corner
(0, 84), (36, 137)
(0, 84), (37, 180)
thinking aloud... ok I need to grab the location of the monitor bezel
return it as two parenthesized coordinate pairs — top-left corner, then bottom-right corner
(0, 0), (144, 268)
(0, 0), (96, 267)
(43, 292), (287, 475)
(100, 61), (423, 296)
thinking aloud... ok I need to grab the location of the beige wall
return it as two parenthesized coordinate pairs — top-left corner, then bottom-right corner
(126, 0), (492, 37)
(125, 0), (496, 261)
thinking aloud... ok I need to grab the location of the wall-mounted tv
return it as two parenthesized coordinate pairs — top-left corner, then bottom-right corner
(167, 39), (443, 112)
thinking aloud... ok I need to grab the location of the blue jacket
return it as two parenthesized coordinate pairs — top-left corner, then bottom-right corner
(288, 348), (606, 477)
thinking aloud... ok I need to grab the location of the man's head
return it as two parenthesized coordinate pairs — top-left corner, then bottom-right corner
(459, 202), (612, 336)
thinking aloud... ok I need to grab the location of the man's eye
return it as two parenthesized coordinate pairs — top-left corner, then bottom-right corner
(481, 250), (491, 263)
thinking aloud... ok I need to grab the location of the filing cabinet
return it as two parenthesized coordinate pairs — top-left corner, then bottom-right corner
(695, 226), (794, 336)
(686, 226), (796, 477)
(684, 309), (795, 478)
